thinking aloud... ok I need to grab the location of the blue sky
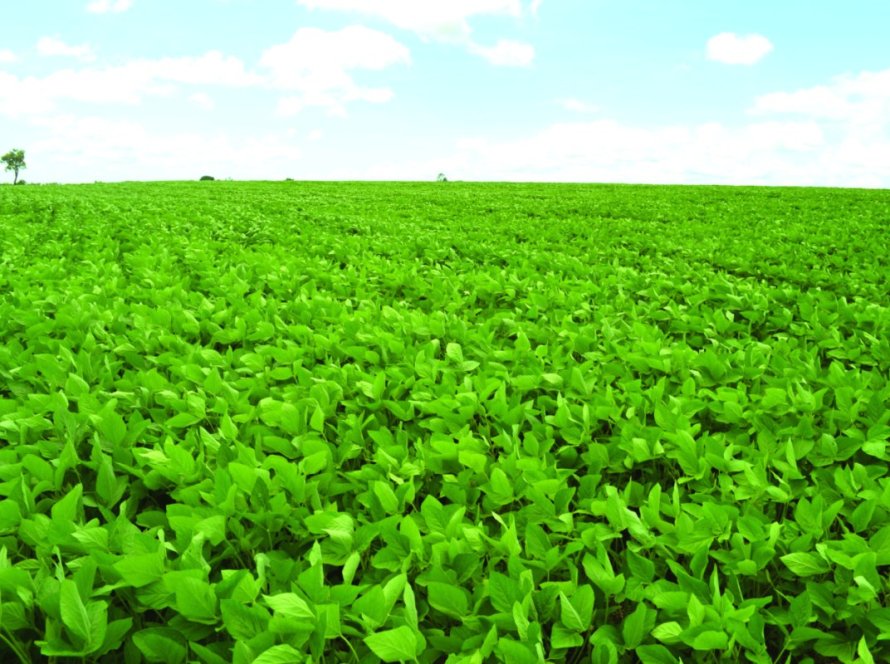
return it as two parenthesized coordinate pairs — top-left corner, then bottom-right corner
(2, 0), (889, 186)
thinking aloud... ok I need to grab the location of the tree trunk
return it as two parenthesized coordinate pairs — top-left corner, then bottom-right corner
(13, 170), (17, 185)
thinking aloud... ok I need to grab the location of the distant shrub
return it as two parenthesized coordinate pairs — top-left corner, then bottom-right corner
(200, 175), (216, 181)
(437, 173), (448, 182)
(14, 179), (26, 186)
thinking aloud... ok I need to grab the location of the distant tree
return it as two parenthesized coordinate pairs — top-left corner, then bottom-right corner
(2, 149), (26, 185)
(436, 172), (448, 182)
(200, 175), (216, 181)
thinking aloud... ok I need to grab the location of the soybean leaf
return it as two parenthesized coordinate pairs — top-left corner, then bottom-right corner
(364, 626), (418, 662)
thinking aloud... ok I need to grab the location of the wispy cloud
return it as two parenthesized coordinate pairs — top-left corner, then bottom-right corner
(706, 32), (773, 65)
(468, 39), (534, 67)
(0, 51), (257, 117)
(297, 0), (522, 41)
(189, 92), (215, 111)
(36, 37), (96, 62)
(296, 0), (530, 66)
(86, 0), (133, 14)
(557, 98), (599, 114)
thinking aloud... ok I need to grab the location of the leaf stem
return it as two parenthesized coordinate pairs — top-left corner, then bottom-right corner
(0, 630), (32, 664)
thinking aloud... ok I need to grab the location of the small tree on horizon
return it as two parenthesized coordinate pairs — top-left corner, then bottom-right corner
(2, 149), (26, 185)
(437, 172), (448, 182)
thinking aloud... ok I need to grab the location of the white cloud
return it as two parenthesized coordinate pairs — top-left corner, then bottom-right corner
(558, 98), (599, 114)
(468, 39), (534, 67)
(367, 119), (822, 184)
(530, 0), (543, 15)
(86, 0), (132, 13)
(0, 51), (258, 117)
(308, 129), (324, 141)
(275, 85), (394, 118)
(189, 92), (215, 110)
(0, 49), (17, 64)
(706, 33), (773, 65)
(296, 1), (531, 68)
(297, 0), (522, 42)
(149, 51), (259, 87)
(751, 68), (890, 124)
(37, 37), (96, 62)
(412, 67), (885, 188)
(1, 32), (404, 120)
(28, 115), (303, 182)
(374, 113), (889, 188)
(753, 86), (854, 120)
(262, 26), (410, 75)
(261, 26), (409, 115)
(378, 63), (890, 187)
(746, 67), (890, 186)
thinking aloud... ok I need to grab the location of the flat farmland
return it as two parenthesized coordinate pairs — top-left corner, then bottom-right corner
(0, 181), (889, 663)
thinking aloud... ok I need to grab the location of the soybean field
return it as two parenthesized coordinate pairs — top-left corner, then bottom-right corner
(1, 181), (889, 663)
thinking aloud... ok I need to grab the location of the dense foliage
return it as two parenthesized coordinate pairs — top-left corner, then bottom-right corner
(0, 181), (889, 663)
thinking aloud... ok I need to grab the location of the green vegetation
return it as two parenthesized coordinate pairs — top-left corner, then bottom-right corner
(1, 181), (889, 663)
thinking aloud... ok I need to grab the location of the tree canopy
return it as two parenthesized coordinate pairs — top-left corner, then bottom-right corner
(2, 149), (26, 185)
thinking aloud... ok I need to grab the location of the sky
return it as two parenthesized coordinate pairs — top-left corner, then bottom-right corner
(1, 0), (889, 186)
